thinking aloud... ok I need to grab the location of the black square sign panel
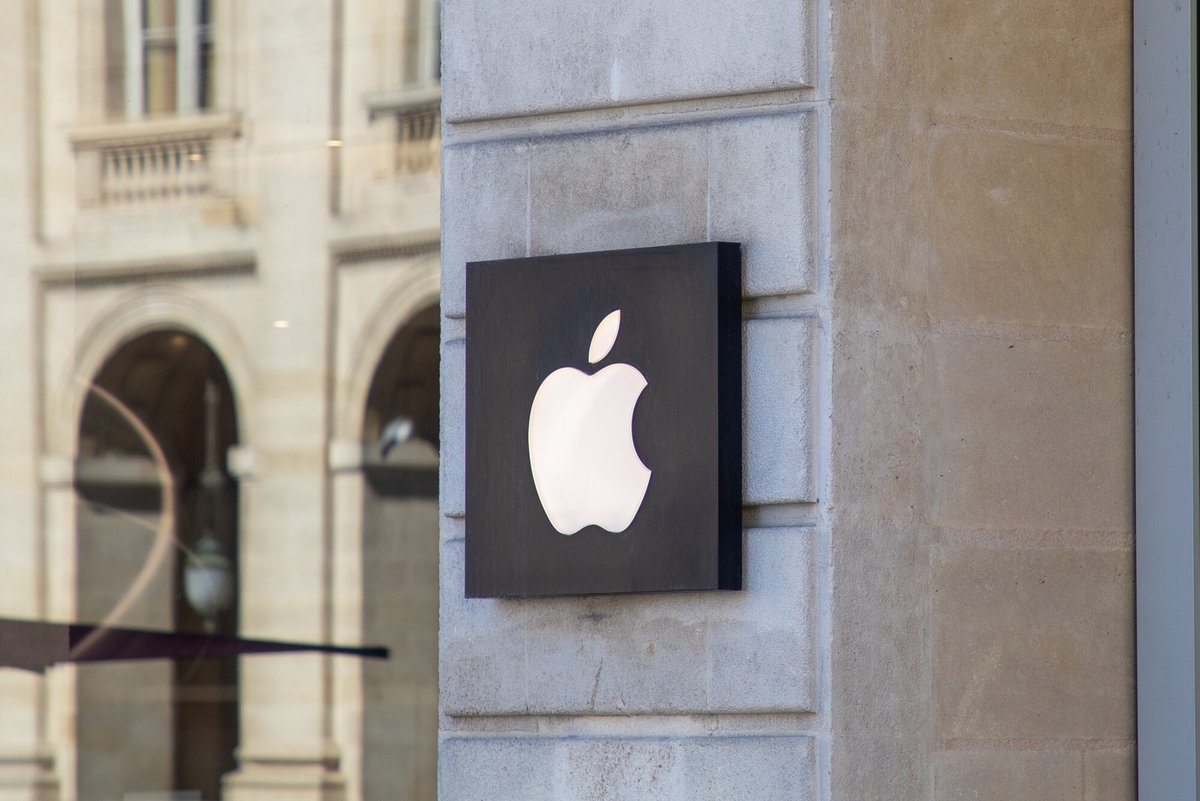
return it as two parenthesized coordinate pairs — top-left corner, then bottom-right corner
(465, 242), (742, 597)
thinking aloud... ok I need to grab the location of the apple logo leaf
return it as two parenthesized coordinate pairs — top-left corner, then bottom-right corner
(588, 309), (622, 364)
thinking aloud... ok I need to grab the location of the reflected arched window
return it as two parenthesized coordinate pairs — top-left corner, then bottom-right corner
(76, 329), (239, 801)
(358, 305), (440, 801)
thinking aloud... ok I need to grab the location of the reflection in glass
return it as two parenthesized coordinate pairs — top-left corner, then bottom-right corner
(76, 332), (239, 801)
(7, 2), (442, 798)
(360, 306), (441, 801)
(104, 0), (213, 117)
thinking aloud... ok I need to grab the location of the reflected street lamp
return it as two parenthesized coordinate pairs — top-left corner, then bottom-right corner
(184, 534), (234, 632)
(183, 380), (234, 632)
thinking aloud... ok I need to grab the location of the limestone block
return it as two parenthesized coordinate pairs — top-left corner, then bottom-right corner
(928, 335), (1131, 532)
(933, 750), (1082, 801)
(831, 517), (934, 801)
(441, 140), (530, 318)
(831, 535), (930, 734)
(520, 115), (817, 299)
(831, 105), (931, 328)
(444, 115), (819, 314)
(831, 329), (926, 530)
(1084, 748), (1135, 801)
(528, 125), (709, 257)
(931, 130), (1131, 328)
(709, 112), (816, 296)
(933, 545), (1134, 740)
(442, 0), (811, 121)
(439, 735), (816, 801)
(835, 737), (930, 801)
(931, 0), (1130, 130)
(744, 317), (817, 505)
(440, 528), (815, 715)
(832, 0), (929, 103)
(440, 338), (465, 517)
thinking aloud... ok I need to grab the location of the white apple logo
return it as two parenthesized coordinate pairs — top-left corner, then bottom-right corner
(528, 309), (652, 535)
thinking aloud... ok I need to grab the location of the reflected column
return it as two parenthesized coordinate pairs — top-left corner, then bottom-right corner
(22, 456), (76, 801)
(327, 440), (366, 801)
(221, 372), (345, 799)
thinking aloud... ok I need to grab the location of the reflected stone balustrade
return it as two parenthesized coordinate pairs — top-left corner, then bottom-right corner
(70, 113), (241, 208)
(367, 85), (441, 177)
(98, 140), (211, 205)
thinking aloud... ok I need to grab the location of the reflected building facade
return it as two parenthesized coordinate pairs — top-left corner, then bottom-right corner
(0, 3), (441, 800)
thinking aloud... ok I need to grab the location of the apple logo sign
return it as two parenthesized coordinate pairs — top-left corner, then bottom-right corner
(528, 309), (651, 534)
(465, 241), (743, 597)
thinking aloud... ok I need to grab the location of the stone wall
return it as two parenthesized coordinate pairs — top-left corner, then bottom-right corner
(829, 0), (1135, 797)
(439, 0), (1134, 798)
(439, 0), (830, 797)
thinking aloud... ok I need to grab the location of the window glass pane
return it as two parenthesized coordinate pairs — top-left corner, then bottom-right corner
(3, 4), (442, 800)
(103, 0), (127, 116)
(144, 41), (178, 113)
(199, 39), (214, 109)
(143, 0), (176, 30)
(198, 0), (214, 108)
(142, 0), (177, 114)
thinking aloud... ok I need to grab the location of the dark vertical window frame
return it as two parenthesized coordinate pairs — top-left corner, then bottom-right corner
(1133, 0), (1198, 797)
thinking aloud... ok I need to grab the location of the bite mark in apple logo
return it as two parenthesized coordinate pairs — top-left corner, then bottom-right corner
(527, 309), (652, 535)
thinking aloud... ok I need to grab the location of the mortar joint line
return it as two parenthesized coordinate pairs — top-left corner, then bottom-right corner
(444, 95), (832, 147)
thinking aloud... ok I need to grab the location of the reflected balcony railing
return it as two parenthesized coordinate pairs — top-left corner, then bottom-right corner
(99, 139), (211, 205)
(71, 113), (241, 207)
(367, 84), (441, 177)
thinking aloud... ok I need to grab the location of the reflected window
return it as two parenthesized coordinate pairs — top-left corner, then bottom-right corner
(404, 0), (440, 85)
(76, 331), (239, 801)
(105, 0), (215, 117)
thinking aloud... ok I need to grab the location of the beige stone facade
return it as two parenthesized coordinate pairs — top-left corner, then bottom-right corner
(831, 0), (1135, 795)
(435, 0), (1136, 797)
(2, 0), (1142, 800)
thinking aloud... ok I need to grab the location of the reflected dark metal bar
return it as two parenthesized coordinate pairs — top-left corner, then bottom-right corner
(0, 617), (388, 672)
